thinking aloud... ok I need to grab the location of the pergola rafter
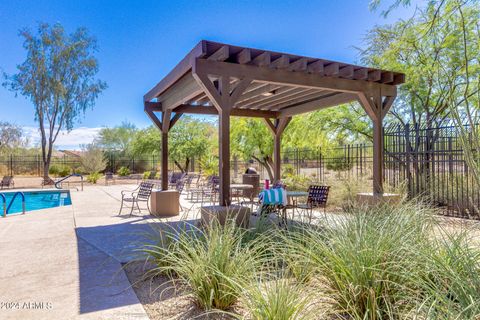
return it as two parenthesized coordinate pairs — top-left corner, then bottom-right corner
(144, 40), (405, 206)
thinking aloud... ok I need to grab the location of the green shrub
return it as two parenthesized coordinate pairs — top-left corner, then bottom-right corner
(117, 166), (130, 176)
(49, 164), (60, 176)
(49, 164), (71, 177)
(143, 219), (264, 311)
(87, 172), (102, 184)
(200, 155), (218, 176)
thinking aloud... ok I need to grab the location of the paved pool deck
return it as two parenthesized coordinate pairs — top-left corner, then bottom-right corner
(0, 184), (198, 320)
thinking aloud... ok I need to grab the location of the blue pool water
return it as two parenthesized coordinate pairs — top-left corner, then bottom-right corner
(0, 190), (72, 215)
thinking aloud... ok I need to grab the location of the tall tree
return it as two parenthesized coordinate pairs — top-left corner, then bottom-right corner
(131, 116), (216, 173)
(96, 121), (136, 153)
(362, 0), (480, 130)
(0, 121), (25, 152)
(3, 23), (107, 182)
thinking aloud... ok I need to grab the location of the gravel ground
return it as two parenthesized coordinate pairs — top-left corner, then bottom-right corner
(123, 261), (238, 320)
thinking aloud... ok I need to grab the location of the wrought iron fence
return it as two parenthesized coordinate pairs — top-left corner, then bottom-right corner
(0, 122), (478, 219)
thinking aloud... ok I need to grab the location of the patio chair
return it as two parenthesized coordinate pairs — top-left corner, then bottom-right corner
(297, 185), (330, 223)
(0, 176), (14, 189)
(200, 176), (220, 205)
(175, 178), (186, 211)
(118, 181), (154, 216)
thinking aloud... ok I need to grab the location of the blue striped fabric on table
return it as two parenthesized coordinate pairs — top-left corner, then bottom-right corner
(258, 188), (287, 206)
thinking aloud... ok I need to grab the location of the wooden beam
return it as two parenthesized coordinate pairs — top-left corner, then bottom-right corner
(169, 113), (183, 130)
(173, 104), (280, 118)
(288, 58), (308, 72)
(144, 102), (163, 130)
(144, 101), (162, 111)
(162, 110), (172, 133)
(193, 59), (398, 97)
(236, 86), (298, 108)
(324, 63), (339, 76)
(271, 117), (292, 182)
(270, 55), (290, 69)
(252, 52), (271, 67)
(236, 83), (281, 103)
(236, 48), (251, 64)
(381, 95), (396, 118)
(208, 45), (230, 61)
(253, 88), (315, 110)
(307, 60), (324, 74)
(393, 73), (405, 85)
(353, 68), (368, 80)
(368, 70), (381, 82)
(263, 118), (276, 134)
(279, 92), (357, 117)
(380, 72), (394, 84)
(339, 65), (354, 79)
(270, 90), (327, 110)
(356, 92), (378, 121)
(230, 78), (253, 103)
(157, 73), (204, 111)
(144, 40), (206, 102)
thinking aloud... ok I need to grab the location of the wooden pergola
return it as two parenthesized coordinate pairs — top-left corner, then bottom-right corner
(144, 40), (405, 206)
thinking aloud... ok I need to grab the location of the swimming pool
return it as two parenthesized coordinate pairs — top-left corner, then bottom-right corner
(0, 190), (72, 215)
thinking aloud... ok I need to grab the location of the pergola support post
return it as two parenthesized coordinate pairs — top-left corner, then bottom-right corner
(193, 69), (252, 205)
(161, 131), (169, 190)
(218, 108), (231, 205)
(144, 102), (183, 191)
(357, 91), (396, 196)
(264, 117), (292, 183)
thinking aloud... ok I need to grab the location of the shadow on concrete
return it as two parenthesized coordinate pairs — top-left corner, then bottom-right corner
(75, 217), (199, 314)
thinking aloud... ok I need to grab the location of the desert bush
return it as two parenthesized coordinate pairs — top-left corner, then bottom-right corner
(49, 164), (71, 177)
(80, 144), (106, 174)
(117, 166), (130, 176)
(142, 171), (152, 180)
(86, 172), (102, 184)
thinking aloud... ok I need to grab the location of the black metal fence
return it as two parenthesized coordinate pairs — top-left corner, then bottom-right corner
(0, 122), (478, 219)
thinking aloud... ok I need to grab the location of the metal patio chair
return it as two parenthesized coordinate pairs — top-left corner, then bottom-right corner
(118, 181), (154, 216)
(297, 185), (330, 223)
(0, 176), (14, 189)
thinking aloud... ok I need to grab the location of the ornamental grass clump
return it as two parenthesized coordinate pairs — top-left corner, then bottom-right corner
(145, 219), (266, 311)
(419, 230), (480, 319)
(240, 275), (317, 320)
(289, 201), (434, 319)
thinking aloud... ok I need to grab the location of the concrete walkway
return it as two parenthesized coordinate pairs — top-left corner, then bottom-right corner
(0, 184), (178, 320)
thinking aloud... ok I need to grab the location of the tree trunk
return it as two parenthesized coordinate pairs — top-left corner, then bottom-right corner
(252, 155), (274, 181)
(173, 160), (185, 173)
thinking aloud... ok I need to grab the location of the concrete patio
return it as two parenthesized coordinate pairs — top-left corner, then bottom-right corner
(0, 184), (199, 320)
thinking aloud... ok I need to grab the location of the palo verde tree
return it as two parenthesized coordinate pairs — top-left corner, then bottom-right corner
(363, 0), (480, 191)
(95, 121), (137, 154)
(3, 23), (107, 181)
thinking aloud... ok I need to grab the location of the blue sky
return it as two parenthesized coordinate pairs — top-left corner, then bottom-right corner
(0, 0), (416, 148)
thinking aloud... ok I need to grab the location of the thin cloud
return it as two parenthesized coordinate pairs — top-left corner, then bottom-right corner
(23, 126), (101, 150)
